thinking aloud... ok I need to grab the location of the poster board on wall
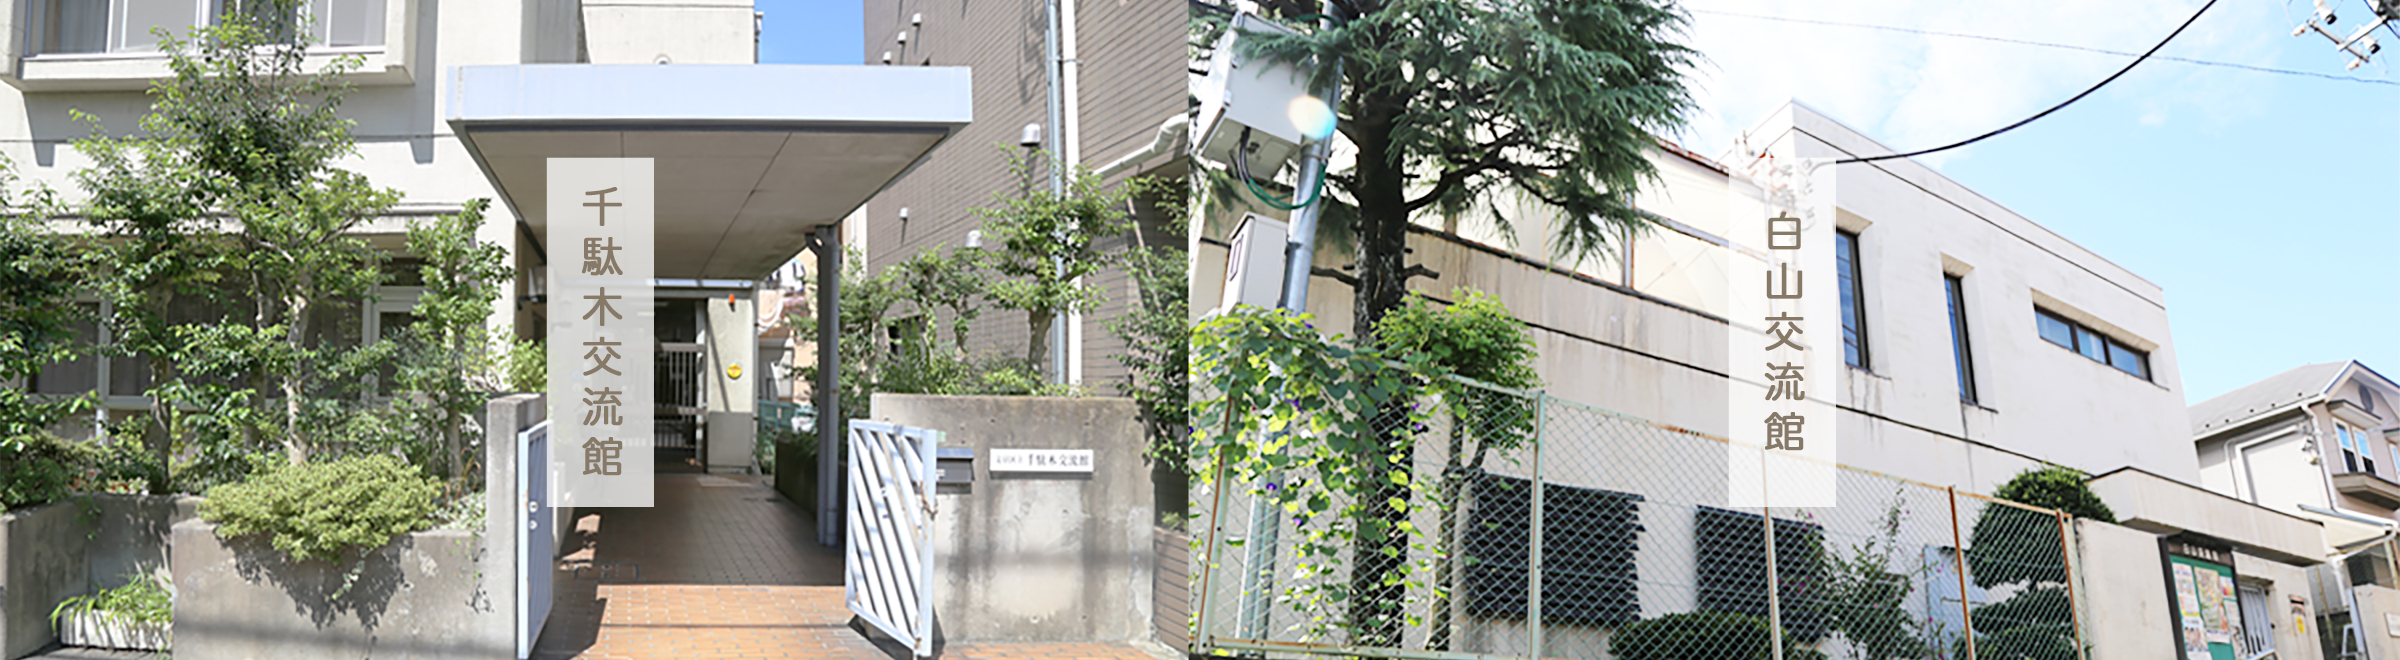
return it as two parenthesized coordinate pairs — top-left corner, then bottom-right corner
(2164, 537), (2242, 660)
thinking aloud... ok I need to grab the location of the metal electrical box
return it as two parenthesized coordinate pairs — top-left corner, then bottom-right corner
(1217, 213), (1290, 314)
(1192, 13), (1311, 175)
(935, 447), (975, 484)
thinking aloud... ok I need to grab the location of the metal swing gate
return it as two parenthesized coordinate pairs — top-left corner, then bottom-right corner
(517, 419), (555, 660)
(843, 420), (941, 658)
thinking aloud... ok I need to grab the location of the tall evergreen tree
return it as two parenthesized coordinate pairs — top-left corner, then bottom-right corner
(1212, 0), (1698, 643)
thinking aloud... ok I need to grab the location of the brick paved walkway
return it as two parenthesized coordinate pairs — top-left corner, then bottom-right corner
(531, 472), (1168, 660)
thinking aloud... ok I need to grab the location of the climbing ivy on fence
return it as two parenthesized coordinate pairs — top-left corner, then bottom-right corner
(1189, 305), (1445, 641)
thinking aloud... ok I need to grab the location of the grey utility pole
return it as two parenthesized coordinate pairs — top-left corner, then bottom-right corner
(1235, 4), (1342, 643)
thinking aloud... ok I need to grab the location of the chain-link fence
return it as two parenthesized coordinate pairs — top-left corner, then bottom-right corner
(1191, 373), (2086, 660)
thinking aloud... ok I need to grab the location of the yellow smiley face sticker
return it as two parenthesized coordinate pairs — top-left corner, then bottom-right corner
(726, 364), (743, 380)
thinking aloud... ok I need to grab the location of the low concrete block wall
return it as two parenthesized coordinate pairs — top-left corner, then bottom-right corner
(1, 501), (83, 660)
(873, 394), (1155, 644)
(171, 521), (509, 659)
(0, 495), (194, 660)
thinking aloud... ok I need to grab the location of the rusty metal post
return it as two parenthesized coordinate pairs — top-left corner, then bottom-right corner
(1950, 487), (1977, 660)
(2056, 510), (2088, 660)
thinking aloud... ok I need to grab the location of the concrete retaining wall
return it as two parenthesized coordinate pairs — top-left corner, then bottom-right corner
(872, 394), (1155, 644)
(2076, 518), (2175, 660)
(171, 522), (509, 659)
(0, 495), (195, 660)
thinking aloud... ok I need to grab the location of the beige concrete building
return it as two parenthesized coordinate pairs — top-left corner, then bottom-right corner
(2191, 361), (2400, 659)
(2194, 361), (2400, 524)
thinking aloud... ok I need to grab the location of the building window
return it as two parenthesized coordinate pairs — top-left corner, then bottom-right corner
(31, 0), (385, 56)
(31, 303), (101, 394)
(2339, 424), (2375, 475)
(1462, 472), (1642, 627)
(1695, 506), (1828, 642)
(2032, 307), (2150, 381)
(1944, 275), (1976, 403)
(2236, 581), (2276, 657)
(1835, 230), (1869, 370)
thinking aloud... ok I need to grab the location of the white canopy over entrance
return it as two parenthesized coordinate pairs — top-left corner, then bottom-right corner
(448, 63), (973, 544)
(448, 64), (971, 280)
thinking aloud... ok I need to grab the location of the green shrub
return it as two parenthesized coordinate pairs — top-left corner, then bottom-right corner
(1, 433), (148, 512)
(1613, 611), (1826, 660)
(1990, 467), (2113, 521)
(51, 573), (171, 627)
(199, 454), (441, 563)
(1969, 467), (2107, 589)
(503, 338), (545, 393)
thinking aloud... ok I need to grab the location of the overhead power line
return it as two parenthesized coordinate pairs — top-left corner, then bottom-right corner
(1693, 8), (2400, 87)
(1738, 0), (2223, 164)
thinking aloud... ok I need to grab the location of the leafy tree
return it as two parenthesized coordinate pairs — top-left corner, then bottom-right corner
(1211, 2), (1697, 642)
(1958, 467), (2104, 660)
(793, 247), (903, 423)
(1988, 466), (2114, 521)
(394, 199), (511, 483)
(891, 246), (987, 355)
(1105, 176), (1190, 467)
(1219, 0), (1695, 338)
(77, 0), (399, 468)
(501, 338), (547, 393)
(1822, 490), (1931, 660)
(1970, 467), (2107, 588)
(0, 173), (86, 450)
(973, 150), (1137, 379)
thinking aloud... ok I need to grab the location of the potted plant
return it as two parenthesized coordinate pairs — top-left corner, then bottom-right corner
(50, 573), (171, 651)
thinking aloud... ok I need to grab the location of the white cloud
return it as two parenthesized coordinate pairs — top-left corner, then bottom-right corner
(1674, 0), (2285, 167)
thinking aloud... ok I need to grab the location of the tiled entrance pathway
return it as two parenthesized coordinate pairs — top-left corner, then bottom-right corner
(531, 471), (1170, 660)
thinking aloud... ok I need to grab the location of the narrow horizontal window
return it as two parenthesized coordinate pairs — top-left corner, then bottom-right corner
(2035, 310), (2074, 349)
(2073, 326), (2107, 362)
(2034, 306), (2151, 382)
(2107, 340), (2148, 380)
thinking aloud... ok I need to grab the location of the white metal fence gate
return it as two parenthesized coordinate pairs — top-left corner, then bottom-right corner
(517, 419), (555, 660)
(844, 420), (941, 658)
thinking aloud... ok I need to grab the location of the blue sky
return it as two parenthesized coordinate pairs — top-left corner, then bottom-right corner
(756, 0), (862, 65)
(1683, 0), (2398, 404)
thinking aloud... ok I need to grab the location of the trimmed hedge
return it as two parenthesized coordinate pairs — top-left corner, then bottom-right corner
(199, 454), (441, 563)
